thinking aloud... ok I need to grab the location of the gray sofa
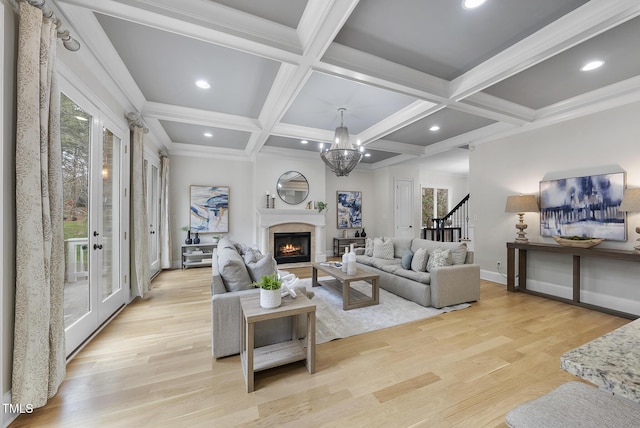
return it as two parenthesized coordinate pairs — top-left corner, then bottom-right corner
(210, 238), (308, 359)
(355, 237), (480, 308)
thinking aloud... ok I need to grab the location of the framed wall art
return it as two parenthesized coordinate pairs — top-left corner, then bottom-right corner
(539, 172), (625, 240)
(190, 185), (229, 233)
(336, 190), (362, 229)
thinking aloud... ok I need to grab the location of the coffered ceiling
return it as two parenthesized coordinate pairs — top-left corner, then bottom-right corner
(56, 0), (640, 173)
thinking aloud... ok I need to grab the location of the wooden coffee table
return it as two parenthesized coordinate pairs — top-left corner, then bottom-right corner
(312, 262), (380, 310)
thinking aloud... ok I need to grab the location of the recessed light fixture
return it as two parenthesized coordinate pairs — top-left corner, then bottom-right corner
(462, 0), (486, 10)
(364, 153), (371, 157)
(195, 79), (211, 89)
(581, 60), (604, 72)
(430, 125), (440, 132)
(203, 132), (213, 137)
(300, 140), (308, 144)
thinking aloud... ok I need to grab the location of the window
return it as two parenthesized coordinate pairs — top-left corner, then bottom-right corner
(422, 187), (449, 227)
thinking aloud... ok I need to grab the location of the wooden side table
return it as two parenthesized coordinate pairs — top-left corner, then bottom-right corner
(240, 294), (316, 393)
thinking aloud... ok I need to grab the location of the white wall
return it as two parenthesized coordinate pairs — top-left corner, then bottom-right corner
(471, 101), (640, 315)
(170, 155), (254, 266)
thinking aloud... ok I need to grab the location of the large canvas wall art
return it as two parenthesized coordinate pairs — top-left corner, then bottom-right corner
(190, 185), (229, 233)
(539, 172), (625, 240)
(337, 190), (362, 229)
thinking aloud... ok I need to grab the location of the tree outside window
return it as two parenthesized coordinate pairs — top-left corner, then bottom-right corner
(422, 187), (449, 227)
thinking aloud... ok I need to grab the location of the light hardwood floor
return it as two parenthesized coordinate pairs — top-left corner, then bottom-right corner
(11, 267), (628, 427)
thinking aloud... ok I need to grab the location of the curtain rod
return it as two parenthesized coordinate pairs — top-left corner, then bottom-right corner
(24, 0), (81, 51)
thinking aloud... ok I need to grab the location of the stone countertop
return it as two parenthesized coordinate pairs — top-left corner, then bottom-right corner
(561, 318), (640, 403)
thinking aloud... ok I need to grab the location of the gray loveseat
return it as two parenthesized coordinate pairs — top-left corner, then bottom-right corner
(355, 237), (480, 308)
(210, 237), (309, 359)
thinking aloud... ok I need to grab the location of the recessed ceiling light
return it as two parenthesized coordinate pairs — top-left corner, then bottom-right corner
(301, 140), (308, 144)
(203, 132), (213, 137)
(195, 79), (211, 89)
(581, 60), (604, 72)
(364, 153), (371, 157)
(430, 125), (440, 132)
(462, 0), (486, 10)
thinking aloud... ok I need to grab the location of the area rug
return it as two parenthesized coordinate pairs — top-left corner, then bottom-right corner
(296, 277), (470, 344)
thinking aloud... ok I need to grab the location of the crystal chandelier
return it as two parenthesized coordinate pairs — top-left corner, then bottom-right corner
(320, 108), (364, 177)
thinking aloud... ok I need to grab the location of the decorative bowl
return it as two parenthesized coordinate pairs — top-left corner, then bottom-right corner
(552, 236), (604, 248)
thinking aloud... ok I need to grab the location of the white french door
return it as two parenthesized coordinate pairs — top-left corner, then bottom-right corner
(61, 87), (127, 356)
(146, 153), (161, 277)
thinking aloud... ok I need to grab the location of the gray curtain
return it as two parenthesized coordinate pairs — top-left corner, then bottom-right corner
(12, 2), (66, 407)
(127, 113), (150, 298)
(160, 154), (172, 269)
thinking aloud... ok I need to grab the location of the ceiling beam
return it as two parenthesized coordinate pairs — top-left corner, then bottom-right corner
(450, 0), (640, 101)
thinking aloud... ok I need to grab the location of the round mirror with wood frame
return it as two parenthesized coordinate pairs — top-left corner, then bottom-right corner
(276, 171), (309, 205)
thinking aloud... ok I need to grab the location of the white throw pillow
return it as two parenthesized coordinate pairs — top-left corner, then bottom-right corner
(364, 237), (374, 257)
(372, 237), (394, 260)
(426, 247), (453, 272)
(411, 247), (428, 272)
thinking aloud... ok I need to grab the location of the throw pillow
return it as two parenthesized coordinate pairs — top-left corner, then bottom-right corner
(364, 237), (374, 257)
(401, 249), (414, 270)
(449, 243), (468, 265)
(242, 247), (264, 264)
(426, 247), (453, 272)
(373, 237), (394, 259)
(411, 247), (428, 272)
(245, 253), (277, 282)
(217, 246), (253, 292)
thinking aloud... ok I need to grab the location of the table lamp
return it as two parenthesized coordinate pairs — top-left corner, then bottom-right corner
(618, 188), (640, 253)
(505, 194), (539, 243)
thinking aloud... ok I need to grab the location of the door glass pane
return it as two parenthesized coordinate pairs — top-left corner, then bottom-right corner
(149, 163), (159, 267)
(61, 93), (91, 329)
(437, 189), (449, 220)
(102, 128), (120, 300)
(422, 188), (434, 227)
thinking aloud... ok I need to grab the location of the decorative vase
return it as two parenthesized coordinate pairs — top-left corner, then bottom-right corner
(185, 230), (192, 245)
(193, 232), (200, 244)
(355, 230), (360, 237)
(361, 228), (366, 238)
(260, 288), (281, 309)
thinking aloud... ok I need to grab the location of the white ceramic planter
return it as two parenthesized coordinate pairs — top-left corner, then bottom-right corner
(260, 288), (281, 309)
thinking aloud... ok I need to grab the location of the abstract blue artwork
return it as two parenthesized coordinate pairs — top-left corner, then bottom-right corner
(337, 190), (362, 229)
(539, 172), (625, 240)
(190, 185), (229, 233)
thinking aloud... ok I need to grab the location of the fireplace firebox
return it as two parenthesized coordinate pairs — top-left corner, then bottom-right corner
(274, 232), (311, 264)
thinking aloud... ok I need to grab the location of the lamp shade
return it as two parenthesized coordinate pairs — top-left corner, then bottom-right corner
(619, 188), (640, 212)
(505, 195), (539, 213)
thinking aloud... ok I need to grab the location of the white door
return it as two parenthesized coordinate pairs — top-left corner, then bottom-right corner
(145, 155), (161, 277)
(395, 178), (414, 238)
(61, 90), (126, 356)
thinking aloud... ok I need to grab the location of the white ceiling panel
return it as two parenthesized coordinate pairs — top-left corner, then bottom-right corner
(160, 120), (251, 149)
(95, 13), (280, 117)
(335, 0), (589, 80)
(210, 0), (308, 28)
(385, 108), (496, 147)
(281, 71), (418, 133)
(484, 15), (640, 109)
(57, 0), (640, 175)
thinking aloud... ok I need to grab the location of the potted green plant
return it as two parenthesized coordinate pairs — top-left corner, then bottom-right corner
(251, 273), (282, 308)
(317, 201), (327, 213)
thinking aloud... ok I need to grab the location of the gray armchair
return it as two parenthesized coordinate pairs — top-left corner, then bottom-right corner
(211, 247), (309, 359)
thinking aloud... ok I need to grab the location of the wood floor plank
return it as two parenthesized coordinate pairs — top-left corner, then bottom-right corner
(10, 266), (629, 427)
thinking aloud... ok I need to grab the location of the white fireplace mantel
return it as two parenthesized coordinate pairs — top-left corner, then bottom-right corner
(257, 209), (327, 262)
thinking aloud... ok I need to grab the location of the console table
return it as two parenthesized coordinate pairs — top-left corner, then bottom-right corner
(333, 237), (366, 256)
(506, 242), (640, 319)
